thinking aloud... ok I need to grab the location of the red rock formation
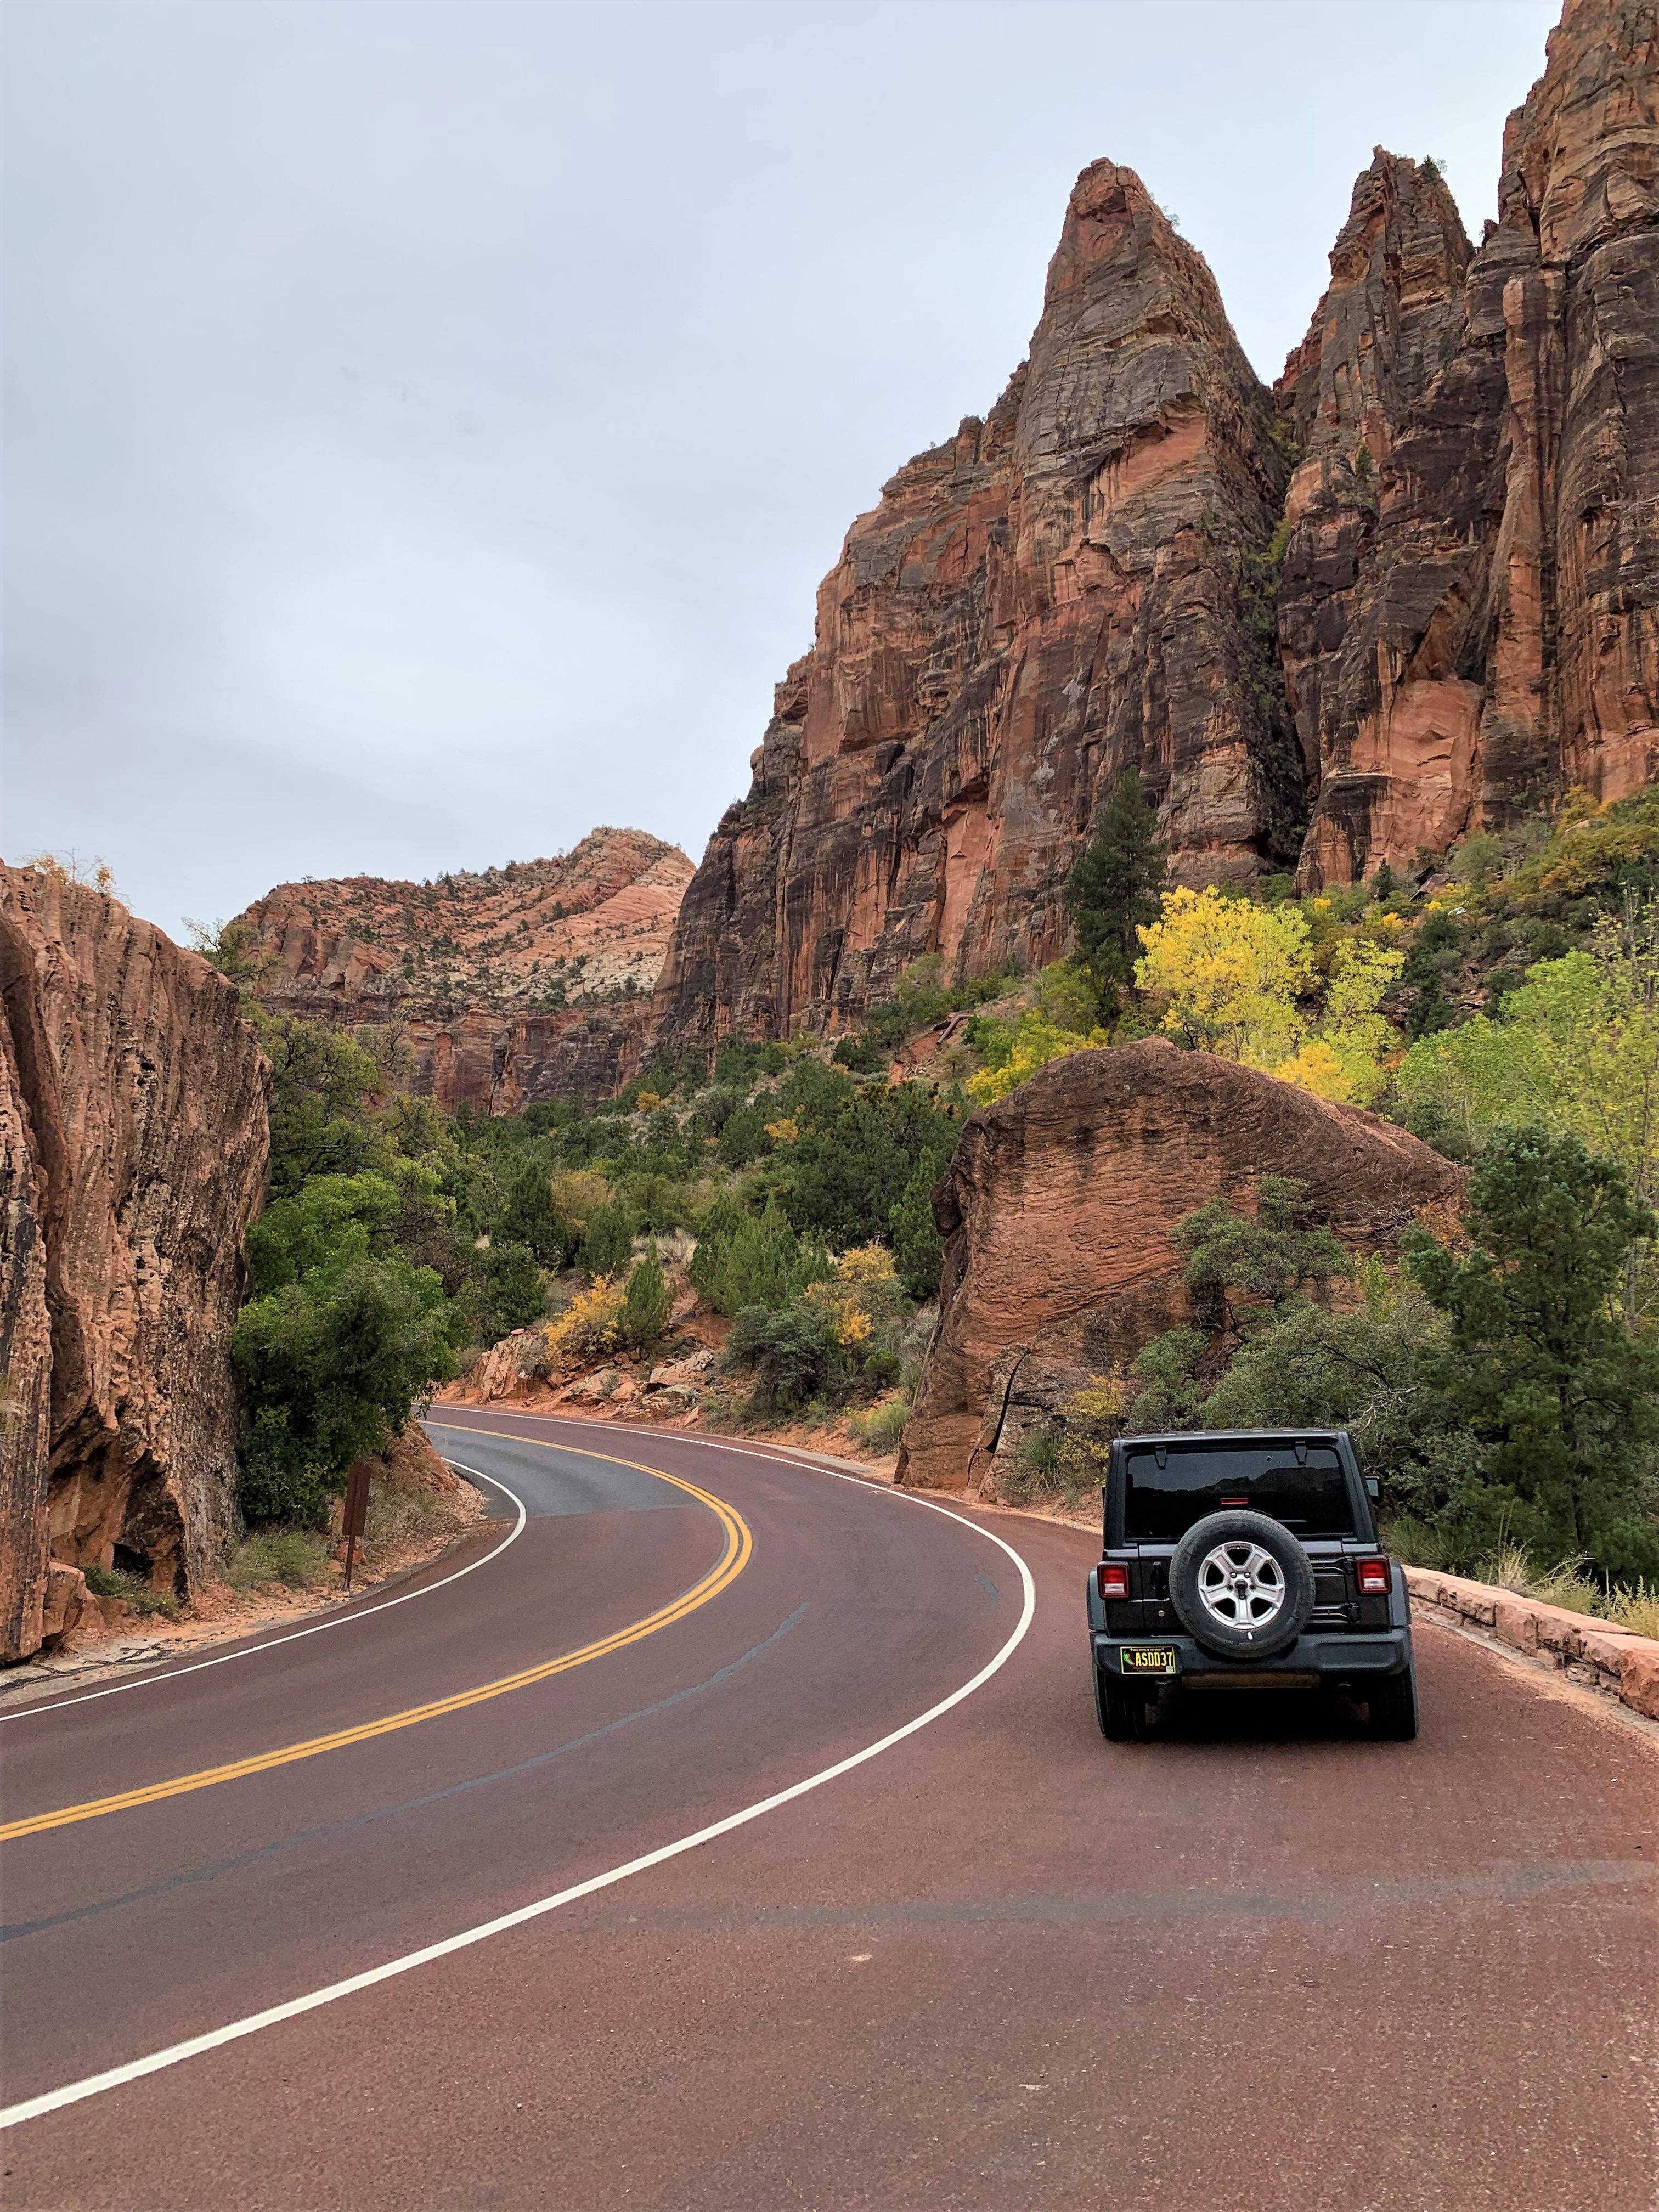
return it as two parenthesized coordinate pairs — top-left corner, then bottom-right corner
(233, 827), (693, 1111)
(0, 866), (269, 1662)
(896, 1039), (1463, 1493)
(1294, 0), (1659, 883)
(1275, 153), (1474, 820)
(653, 162), (1304, 1047)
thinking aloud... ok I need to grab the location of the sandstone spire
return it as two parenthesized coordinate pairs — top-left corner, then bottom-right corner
(1294, 0), (1659, 884)
(654, 161), (1305, 1046)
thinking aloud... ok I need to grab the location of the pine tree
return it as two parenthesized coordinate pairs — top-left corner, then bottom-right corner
(1066, 768), (1167, 1017)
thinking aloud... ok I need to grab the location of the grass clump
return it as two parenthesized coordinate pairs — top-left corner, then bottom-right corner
(227, 1527), (332, 1592)
(847, 1392), (911, 1454)
(82, 1564), (181, 1620)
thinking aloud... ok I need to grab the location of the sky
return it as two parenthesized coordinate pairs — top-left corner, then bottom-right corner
(5, 0), (1560, 941)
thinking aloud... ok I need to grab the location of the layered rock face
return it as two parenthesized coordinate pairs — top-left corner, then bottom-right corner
(0, 867), (269, 1662)
(1292, 0), (1659, 882)
(896, 1039), (1463, 1493)
(1275, 153), (1475, 832)
(654, 162), (1304, 1047)
(234, 827), (693, 1111)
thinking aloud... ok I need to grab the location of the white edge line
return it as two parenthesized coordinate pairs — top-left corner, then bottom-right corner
(0, 1465), (528, 1723)
(0, 1468), (1036, 2130)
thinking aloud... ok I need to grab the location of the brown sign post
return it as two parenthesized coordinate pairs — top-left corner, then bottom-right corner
(341, 1458), (373, 1594)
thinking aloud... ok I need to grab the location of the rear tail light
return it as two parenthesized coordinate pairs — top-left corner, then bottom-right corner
(1097, 1563), (1130, 1601)
(1356, 1558), (1391, 1595)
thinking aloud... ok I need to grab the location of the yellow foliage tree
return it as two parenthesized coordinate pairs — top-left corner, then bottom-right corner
(966, 1012), (1110, 1104)
(1135, 887), (1403, 1103)
(1134, 885), (1314, 1063)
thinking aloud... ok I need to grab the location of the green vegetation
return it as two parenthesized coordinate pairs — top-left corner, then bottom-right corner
(82, 1563), (182, 1618)
(1014, 1142), (1659, 1585)
(1066, 768), (1167, 1018)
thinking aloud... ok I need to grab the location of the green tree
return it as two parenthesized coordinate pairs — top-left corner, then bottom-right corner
(580, 1203), (636, 1281)
(890, 1161), (945, 1301)
(1066, 768), (1167, 1016)
(474, 1241), (547, 1339)
(251, 1012), (391, 1199)
(621, 1243), (674, 1347)
(1408, 1129), (1659, 1575)
(498, 1160), (571, 1267)
(1173, 1175), (1349, 1342)
(233, 1255), (455, 1525)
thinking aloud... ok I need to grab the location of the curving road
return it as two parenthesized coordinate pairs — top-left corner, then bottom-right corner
(1, 1409), (1655, 2211)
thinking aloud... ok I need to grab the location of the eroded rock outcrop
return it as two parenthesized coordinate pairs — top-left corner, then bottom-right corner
(896, 1039), (1463, 1493)
(0, 867), (269, 1661)
(1294, 0), (1659, 882)
(654, 161), (1304, 1048)
(234, 827), (693, 1111)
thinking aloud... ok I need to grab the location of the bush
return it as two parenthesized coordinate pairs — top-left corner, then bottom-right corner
(848, 1393), (911, 1453)
(472, 1240), (547, 1341)
(690, 1199), (829, 1316)
(725, 1300), (840, 1412)
(225, 1527), (332, 1592)
(543, 1276), (625, 1369)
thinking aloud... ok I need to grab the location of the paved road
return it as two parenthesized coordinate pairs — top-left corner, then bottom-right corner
(2, 1409), (1655, 2211)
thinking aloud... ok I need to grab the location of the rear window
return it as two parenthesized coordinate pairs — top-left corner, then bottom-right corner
(1121, 1442), (1355, 1543)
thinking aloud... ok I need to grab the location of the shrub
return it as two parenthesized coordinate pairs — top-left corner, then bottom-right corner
(724, 1300), (840, 1411)
(232, 1253), (456, 1526)
(225, 1527), (332, 1592)
(848, 1393), (911, 1453)
(543, 1276), (625, 1369)
(473, 1241), (547, 1340)
(83, 1563), (181, 1618)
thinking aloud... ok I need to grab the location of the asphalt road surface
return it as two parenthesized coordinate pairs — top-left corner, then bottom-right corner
(2, 1409), (1655, 2212)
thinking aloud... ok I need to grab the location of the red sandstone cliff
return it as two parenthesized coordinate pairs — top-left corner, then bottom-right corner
(0, 866), (269, 1662)
(653, 161), (1304, 1047)
(1290, 0), (1659, 883)
(233, 827), (693, 1111)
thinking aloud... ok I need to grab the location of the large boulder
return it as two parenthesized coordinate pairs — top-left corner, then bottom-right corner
(0, 867), (269, 1661)
(896, 1038), (1463, 1493)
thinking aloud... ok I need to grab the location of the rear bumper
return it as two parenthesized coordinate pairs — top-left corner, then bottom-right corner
(1093, 1628), (1412, 1688)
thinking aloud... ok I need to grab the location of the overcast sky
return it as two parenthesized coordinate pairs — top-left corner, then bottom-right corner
(5, 0), (1559, 940)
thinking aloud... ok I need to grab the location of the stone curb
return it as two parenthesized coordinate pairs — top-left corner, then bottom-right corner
(1403, 1566), (1659, 1723)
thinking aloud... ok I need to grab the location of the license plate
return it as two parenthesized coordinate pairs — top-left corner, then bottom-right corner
(1119, 1645), (1178, 1676)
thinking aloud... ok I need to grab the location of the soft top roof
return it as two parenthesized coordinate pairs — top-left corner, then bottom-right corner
(1115, 1430), (1348, 1449)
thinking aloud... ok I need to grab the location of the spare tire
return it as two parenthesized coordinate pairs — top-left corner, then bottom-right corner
(1168, 1510), (1314, 1661)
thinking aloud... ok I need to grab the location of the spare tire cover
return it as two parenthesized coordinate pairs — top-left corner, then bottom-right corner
(1167, 1510), (1314, 1661)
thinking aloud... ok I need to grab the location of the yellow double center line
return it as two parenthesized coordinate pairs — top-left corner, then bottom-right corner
(2, 1447), (752, 1843)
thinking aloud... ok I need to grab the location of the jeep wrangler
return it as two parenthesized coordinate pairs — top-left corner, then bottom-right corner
(1085, 1428), (1418, 1741)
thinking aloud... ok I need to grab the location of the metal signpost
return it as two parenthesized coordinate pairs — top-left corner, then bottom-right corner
(341, 1458), (373, 1594)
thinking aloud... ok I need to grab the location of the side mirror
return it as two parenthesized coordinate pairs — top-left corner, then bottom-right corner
(1365, 1476), (1380, 1502)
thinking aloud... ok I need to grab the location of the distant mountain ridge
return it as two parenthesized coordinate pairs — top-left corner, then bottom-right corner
(232, 826), (692, 1109)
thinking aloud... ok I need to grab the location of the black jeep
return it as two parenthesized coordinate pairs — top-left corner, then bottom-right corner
(1084, 1428), (1417, 1741)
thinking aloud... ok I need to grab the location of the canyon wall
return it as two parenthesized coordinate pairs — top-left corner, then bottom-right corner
(1290, 0), (1659, 883)
(233, 827), (693, 1111)
(0, 867), (269, 1663)
(653, 161), (1305, 1047)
